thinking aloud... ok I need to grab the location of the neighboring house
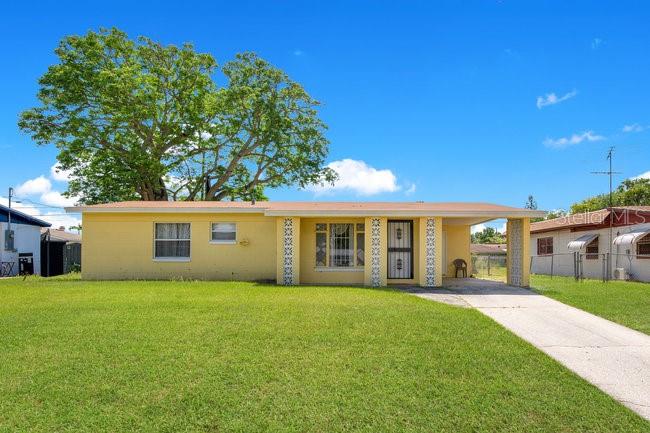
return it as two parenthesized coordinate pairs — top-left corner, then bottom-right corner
(530, 206), (650, 281)
(66, 201), (543, 287)
(471, 243), (507, 255)
(470, 243), (507, 275)
(0, 204), (51, 276)
(41, 227), (82, 277)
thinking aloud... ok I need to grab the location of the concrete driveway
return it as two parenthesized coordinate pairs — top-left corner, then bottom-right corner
(402, 278), (650, 421)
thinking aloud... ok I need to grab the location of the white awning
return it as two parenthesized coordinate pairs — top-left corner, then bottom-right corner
(567, 233), (598, 251)
(613, 223), (650, 247)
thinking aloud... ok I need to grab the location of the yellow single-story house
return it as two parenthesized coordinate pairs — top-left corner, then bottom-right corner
(66, 201), (544, 287)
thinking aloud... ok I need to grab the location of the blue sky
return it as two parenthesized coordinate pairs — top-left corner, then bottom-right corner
(1, 1), (649, 229)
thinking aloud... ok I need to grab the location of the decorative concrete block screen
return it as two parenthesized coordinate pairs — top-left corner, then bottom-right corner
(370, 218), (382, 287)
(282, 218), (294, 285)
(508, 219), (523, 286)
(424, 218), (437, 287)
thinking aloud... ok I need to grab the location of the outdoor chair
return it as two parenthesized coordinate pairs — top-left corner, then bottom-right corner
(452, 259), (468, 278)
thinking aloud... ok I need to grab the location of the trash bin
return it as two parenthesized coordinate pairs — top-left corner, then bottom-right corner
(18, 253), (34, 275)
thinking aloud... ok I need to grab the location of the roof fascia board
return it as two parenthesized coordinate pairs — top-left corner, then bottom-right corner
(265, 210), (546, 218)
(67, 207), (546, 219)
(65, 207), (266, 214)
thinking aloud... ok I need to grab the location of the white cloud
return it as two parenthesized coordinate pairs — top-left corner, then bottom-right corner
(543, 130), (605, 149)
(471, 223), (487, 234)
(40, 191), (79, 207)
(15, 176), (52, 196)
(13, 171), (80, 209)
(536, 90), (577, 109)
(41, 213), (81, 230)
(293, 49), (304, 56)
(405, 183), (416, 195)
(591, 38), (603, 50)
(310, 159), (400, 196)
(0, 196), (81, 230)
(498, 222), (507, 234)
(632, 171), (650, 180)
(622, 123), (645, 133)
(50, 164), (74, 182)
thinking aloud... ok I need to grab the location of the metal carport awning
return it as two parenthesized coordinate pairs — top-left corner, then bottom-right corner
(612, 223), (650, 247)
(567, 233), (598, 251)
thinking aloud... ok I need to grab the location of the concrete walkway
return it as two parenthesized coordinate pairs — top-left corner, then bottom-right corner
(401, 279), (650, 421)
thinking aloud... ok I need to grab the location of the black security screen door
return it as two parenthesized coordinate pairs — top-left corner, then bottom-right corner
(387, 220), (413, 279)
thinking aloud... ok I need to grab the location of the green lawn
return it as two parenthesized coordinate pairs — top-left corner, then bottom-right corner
(1, 276), (647, 432)
(531, 275), (650, 335)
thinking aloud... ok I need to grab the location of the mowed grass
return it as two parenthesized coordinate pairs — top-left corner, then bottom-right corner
(1, 276), (647, 432)
(532, 275), (650, 335)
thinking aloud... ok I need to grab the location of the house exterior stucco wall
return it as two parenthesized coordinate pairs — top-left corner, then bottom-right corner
(442, 224), (471, 277)
(82, 213), (277, 280)
(80, 211), (517, 286)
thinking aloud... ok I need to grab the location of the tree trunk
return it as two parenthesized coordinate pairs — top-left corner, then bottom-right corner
(154, 177), (168, 201)
(138, 178), (169, 201)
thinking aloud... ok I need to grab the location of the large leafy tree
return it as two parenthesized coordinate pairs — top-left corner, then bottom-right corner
(471, 227), (506, 244)
(570, 178), (650, 213)
(170, 52), (335, 201)
(19, 28), (334, 203)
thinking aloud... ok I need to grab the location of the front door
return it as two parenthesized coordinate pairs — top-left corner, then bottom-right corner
(387, 220), (413, 279)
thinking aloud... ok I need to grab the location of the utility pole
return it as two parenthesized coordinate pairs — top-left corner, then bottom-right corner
(7, 187), (13, 233)
(591, 147), (621, 280)
(5, 187), (14, 251)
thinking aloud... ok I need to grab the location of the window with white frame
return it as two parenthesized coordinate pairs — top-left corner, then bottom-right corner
(211, 223), (237, 243)
(154, 223), (191, 259)
(314, 223), (364, 268)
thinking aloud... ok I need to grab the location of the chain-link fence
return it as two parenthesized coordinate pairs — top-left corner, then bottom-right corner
(471, 254), (507, 281)
(530, 252), (650, 281)
(471, 251), (649, 282)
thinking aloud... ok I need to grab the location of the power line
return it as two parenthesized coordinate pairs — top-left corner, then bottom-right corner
(14, 197), (72, 209)
(9, 212), (78, 216)
(13, 205), (69, 210)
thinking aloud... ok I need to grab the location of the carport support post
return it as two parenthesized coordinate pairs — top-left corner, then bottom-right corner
(276, 217), (300, 285)
(418, 217), (443, 287)
(506, 217), (530, 287)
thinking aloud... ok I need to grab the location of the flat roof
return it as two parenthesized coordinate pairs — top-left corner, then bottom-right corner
(67, 201), (546, 218)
